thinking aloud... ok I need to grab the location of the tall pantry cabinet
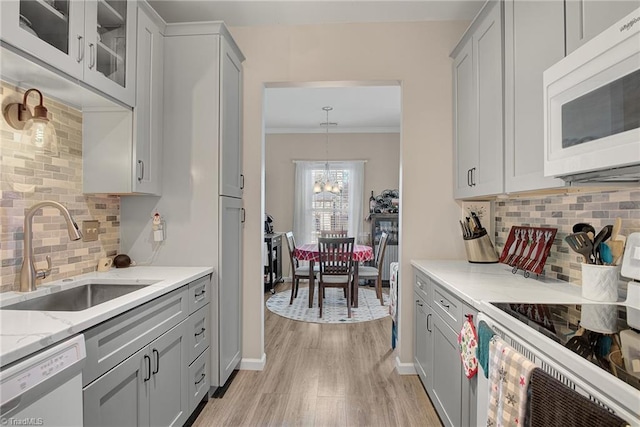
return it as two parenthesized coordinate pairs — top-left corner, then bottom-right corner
(120, 21), (245, 390)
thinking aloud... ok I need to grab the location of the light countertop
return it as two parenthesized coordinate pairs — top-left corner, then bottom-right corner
(410, 260), (636, 308)
(0, 266), (213, 368)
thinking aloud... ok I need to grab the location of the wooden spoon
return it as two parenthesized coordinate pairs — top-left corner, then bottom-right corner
(606, 240), (625, 266)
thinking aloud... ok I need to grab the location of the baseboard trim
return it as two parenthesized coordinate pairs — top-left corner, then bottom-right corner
(239, 353), (266, 370)
(395, 356), (416, 375)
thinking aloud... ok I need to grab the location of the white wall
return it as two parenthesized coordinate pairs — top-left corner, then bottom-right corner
(266, 132), (400, 277)
(231, 20), (468, 368)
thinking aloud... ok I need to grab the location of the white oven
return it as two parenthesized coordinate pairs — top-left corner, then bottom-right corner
(476, 307), (640, 426)
(543, 8), (640, 182)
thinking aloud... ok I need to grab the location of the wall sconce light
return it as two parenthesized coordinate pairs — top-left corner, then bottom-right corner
(3, 88), (58, 156)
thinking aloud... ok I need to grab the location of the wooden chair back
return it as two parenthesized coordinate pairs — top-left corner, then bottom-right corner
(320, 230), (348, 238)
(374, 232), (390, 269)
(284, 231), (298, 268)
(318, 237), (355, 278)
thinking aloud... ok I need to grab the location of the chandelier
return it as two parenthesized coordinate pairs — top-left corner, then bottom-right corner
(313, 106), (341, 194)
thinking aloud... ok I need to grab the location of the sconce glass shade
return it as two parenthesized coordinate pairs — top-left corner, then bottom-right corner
(21, 116), (58, 156)
(3, 88), (59, 156)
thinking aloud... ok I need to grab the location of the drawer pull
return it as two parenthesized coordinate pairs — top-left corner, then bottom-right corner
(416, 300), (423, 307)
(194, 289), (206, 299)
(195, 373), (206, 385)
(440, 300), (450, 309)
(417, 281), (424, 289)
(195, 327), (206, 337)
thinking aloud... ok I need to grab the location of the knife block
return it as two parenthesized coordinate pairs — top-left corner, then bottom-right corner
(463, 234), (498, 263)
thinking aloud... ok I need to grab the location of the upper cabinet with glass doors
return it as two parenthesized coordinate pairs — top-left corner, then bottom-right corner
(0, 0), (136, 107)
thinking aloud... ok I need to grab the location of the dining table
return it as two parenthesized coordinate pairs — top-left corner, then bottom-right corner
(294, 243), (374, 309)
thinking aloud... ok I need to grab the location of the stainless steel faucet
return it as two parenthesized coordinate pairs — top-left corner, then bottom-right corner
(20, 201), (83, 292)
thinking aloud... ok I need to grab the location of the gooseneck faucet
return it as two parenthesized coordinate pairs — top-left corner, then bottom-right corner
(20, 201), (82, 292)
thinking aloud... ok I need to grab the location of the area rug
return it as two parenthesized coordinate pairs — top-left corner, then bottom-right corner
(266, 287), (390, 324)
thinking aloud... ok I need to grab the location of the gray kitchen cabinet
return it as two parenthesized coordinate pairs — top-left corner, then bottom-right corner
(82, 3), (164, 194)
(121, 22), (244, 392)
(412, 267), (477, 427)
(503, 0), (566, 193)
(83, 321), (189, 427)
(83, 275), (211, 426)
(219, 36), (244, 199)
(0, 0), (136, 106)
(452, 0), (504, 199)
(565, 0), (638, 55)
(414, 292), (433, 390)
(218, 195), (243, 386)
(431, 312), (463, 427)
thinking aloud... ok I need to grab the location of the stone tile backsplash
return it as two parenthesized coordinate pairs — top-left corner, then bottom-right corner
(1, 82), (120, 293)
(494, 189), (640, 286)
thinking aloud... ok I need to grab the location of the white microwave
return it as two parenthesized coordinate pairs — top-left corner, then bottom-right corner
(543, 8), (640, 183)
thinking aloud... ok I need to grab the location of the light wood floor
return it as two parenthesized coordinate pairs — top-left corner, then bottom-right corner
(193, 282), (442, 426)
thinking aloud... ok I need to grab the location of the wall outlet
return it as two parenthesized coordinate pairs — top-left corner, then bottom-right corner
(82, 220), (100, 242)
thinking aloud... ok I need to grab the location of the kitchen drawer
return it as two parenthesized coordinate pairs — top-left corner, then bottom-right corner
(188, 346), (210, 413)
(187, 304), (211, 364)
(188, 275), (211, 314)
(414, 271), (432, 304)
(83, 286), (189, 386)
(432, 285), (463, 332)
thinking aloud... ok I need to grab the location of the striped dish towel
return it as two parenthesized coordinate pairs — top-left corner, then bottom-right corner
(487, 336), (536, 427)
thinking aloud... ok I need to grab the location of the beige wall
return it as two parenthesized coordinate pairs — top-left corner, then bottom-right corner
(0, 82), (120, 292)
(230, 20), (470, 366)
(266, 132), (400, 277)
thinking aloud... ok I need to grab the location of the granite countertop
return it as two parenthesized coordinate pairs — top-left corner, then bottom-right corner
(0, 266), (213, 368)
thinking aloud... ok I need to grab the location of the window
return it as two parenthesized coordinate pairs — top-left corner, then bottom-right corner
(310, 167), (349, 242)
(293, 161), (364, 245)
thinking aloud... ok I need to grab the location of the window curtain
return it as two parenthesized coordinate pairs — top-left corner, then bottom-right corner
(293, 160), (365, 244)
(293, 161), (318, 245)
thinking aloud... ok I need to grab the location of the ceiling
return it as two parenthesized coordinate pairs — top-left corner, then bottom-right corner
(149, 1), (482, 134)
(149, 1), (484, 27)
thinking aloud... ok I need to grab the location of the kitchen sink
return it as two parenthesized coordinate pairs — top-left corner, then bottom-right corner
(1, 283), (152, 311)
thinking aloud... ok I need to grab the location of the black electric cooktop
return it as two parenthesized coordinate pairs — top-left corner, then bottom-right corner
(490, 302), (640, 391)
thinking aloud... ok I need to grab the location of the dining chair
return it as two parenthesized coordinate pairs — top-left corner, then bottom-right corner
(358, 232), (389, 305)
(317, 237), (355, 318)
(320, 230), (348, 238)
(284, 231), (316, 304)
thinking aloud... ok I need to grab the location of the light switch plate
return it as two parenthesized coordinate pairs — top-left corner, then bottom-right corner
(82, 220), (99, 242)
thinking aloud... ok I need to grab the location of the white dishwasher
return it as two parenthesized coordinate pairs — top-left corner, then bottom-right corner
(1, 335), (86, 426)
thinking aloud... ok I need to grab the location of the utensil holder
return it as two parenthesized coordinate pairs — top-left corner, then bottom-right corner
(579, 303), (618, 333)
(463, 234), (498, 264)
(581, 264), (621, 302)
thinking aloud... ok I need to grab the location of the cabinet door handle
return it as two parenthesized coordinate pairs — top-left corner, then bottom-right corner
(426, 313), (432, 332)
(143, 355), (151, 381)
(88, 43), (96, 69)
(467, 169), (472, 187)
(76, 35), (84, 62)
(471, 167), (476, 186)
(152, 349), (159, 375)
(240, 174), (244, 190)
(195, 373), (206, 385)
(439, 299), (450, 309)
(241, 208), (246, 223)
(195, 327), (206, 338)
(137, 160), (144, 182)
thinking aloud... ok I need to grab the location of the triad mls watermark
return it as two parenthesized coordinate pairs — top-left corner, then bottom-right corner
(0, 418), (44, 426)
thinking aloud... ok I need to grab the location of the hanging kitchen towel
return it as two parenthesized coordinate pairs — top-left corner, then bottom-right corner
(526, 368), (628, 427)
(458, 314), (478, 379)
(477, 320), (495, 379)
(487, 336), (536, 427)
